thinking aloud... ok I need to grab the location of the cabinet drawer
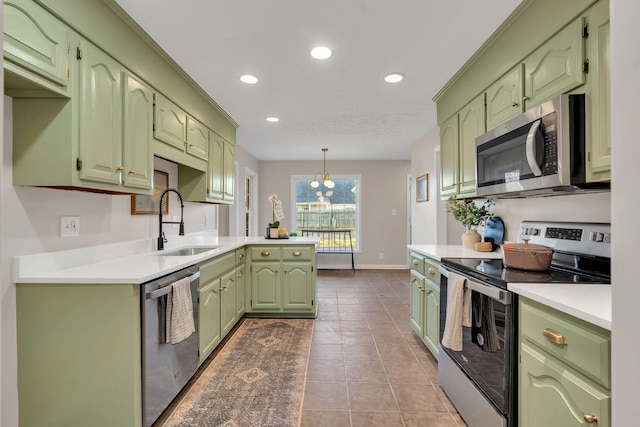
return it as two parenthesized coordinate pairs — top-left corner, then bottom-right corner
(235, 248), (246, 265)
(282, 246), (313, 261)
(520, 298), (611, 388)
(199, 252), (235, 285)
(424, 258), (441, 286)
(250, 246), (281, 261)
(410, 253), (425, 276)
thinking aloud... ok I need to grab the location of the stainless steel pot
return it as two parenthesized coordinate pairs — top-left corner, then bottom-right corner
(501, 240), (554, 271)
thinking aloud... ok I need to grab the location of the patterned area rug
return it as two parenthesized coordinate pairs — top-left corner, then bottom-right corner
(162, 318), (314, 427)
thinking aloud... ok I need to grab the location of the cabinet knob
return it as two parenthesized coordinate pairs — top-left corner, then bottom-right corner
(239, 253), (244, 259)
(116, 166), (124, 171)
(583, 415), (598, 423)
(543, 328), (567, 345)
(292, 251), (302, 256)
(128, 170), (135, 175)
(523, 95), (530, 101)
(511, 101), (519, 107)
(261, 251), (270, 256)
(238, 271), (243, 277)
(428, 268), (436, 275)
(412, 260), (419, 265)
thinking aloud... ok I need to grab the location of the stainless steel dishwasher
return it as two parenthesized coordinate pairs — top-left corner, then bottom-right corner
(141, 265), (200, 427)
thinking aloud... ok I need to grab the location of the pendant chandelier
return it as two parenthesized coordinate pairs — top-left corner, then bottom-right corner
(310, 148), (335, 190)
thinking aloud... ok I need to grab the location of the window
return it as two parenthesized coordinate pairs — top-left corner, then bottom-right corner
(291, 175), (361, 251)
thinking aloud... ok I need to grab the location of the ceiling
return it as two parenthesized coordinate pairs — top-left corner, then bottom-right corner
(113, 0), (523, 161)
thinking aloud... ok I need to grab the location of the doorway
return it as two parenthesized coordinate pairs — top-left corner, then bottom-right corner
(244, 167), (258, 236)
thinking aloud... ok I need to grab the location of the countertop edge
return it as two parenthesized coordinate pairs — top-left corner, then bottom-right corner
(408, 244), (502, 261)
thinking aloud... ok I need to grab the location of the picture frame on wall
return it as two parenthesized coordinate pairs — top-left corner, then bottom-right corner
(131, 170), (169, 215)
(416, 173), (428, 203)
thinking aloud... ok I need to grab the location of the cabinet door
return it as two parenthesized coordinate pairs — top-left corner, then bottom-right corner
(208, 136), (224, 200)
(409, 271), (424, 337)
(585, 1), (611, 182)
(423, 278), (440, 359)
(236, 265), (246, 317)
(523, 19), (585, 109)
(458, 94), (484, 197)
(520, 343), (610, 427)
(78, 41), (122, 186)
(282, 262), (314, 312)
(186, 117), (209, 161)
(4, 0), (69, 88)
(223, 141), (235, 201)
(122, 73), (153, 191)
(198, 279), (221, 364)
(439, 114), (459, 198)
(220, 270), (237, 337)
(154, 94), (187, 151)
(486, 65), (523, 130)
(251, 262), (281, 310)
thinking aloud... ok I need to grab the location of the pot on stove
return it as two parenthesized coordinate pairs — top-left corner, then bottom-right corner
(501, 240), (554, 271)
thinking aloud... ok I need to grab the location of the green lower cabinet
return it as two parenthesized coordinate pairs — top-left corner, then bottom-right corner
(423, 278), (440, 357)
(409, 252), (440, 359)
(236, 264), (246, 317)
(519, 297), (611, 427)
(409, 270), (425, 337)
(282, 262), (315, 312)
(198, 278), (221, 365)
(251, 261), (281, 310)
(220, 269), (237, 337)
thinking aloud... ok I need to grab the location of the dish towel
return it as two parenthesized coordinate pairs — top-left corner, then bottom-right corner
(442, 272), (472, 351)
(166, 277), (196, 345)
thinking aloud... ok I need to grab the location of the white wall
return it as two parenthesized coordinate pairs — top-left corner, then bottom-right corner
(228, 144), (260, 237)
(610, 0), (639, 424)
(259, 160), (411, 268)
(410, 127), (441, 244)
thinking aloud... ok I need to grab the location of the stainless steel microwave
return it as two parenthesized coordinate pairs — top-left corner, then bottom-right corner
(475, 94), (609, 198)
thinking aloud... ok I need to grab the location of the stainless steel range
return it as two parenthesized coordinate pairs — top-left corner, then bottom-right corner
(438, 221), (611, 427)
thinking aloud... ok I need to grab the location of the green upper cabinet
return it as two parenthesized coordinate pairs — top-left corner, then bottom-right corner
(154, 93), (187, 152)
(440, 94), (484, 199)
(122, 73), (154, 190)
(223, 140), (235, 201)
(523, 18), (586, 109)
(486, 65), (523, 131)
(207, 133), (235, 203)
(3, 0), (70, 96)
(186, 117), (209, 161)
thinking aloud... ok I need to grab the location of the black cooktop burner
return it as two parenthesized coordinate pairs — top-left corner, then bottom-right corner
(441, 257), (611, 290)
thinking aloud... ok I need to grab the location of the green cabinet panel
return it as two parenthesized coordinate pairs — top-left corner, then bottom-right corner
(520, 343), (610, 427)
(458, 94), (484, 196)
(220, 269), (237, 337)
(282, 262), (314, 312)
(423, 278), (440, 358)
(208, 136), (224, 200)
(410, 270), (425, 337)
(154, 93), (188, 151)
(186, 116), (209, 161)
(439, 114), (459, 198)
(223, 140), (235, 201)
(122, 73), (154, 190)
(198, 278), (221, 364)
(3, 0), (70, 95)
(409, 251), (441, 359)
(523, 18), (585, 109)
(251, 262), (281, 310)
(486, 65), (524, 130)
(236, 265), (246, 317)
(16, 283), (142, 427)
(78, 40), (123, 186)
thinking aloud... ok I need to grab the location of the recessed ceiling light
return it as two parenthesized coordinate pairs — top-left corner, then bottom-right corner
(266, 116), (279, 123)
(384, 73), (405, 84)
(239, 74), (259, 84)
(310, 46), (332, 60)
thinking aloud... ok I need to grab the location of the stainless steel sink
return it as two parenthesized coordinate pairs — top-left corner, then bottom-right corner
(157, 246), (222, 256)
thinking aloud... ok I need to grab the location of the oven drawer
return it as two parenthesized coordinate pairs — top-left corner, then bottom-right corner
(520, 298), (611, 388)
(410, 253), (425, 276)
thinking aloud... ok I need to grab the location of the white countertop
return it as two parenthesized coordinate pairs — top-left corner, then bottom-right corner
(14, 234), (319, 285)
(408, 244), (611, 330)
(408, 244), (503, 261)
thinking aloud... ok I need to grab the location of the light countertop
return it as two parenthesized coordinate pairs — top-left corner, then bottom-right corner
(408, 244), (611, 330)
(14, 234), (319, 285)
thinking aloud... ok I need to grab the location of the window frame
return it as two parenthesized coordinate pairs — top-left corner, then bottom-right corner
(290, 174), (362, 252)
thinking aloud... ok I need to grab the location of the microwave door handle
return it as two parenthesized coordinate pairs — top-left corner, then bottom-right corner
(525, 120), (543, 176)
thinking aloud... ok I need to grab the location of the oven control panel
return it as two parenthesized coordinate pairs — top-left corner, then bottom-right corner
(518, 221), (611, 258)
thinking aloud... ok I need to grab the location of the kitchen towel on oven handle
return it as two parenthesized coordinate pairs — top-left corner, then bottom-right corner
(442, 272), (472, 351)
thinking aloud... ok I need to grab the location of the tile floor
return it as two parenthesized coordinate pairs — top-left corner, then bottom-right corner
(301, 269), (466, 427)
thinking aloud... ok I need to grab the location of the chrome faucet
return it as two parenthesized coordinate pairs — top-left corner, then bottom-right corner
(157, 189), (185, 250)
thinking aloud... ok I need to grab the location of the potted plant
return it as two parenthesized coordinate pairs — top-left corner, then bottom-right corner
(267, 193), (284, 238)
(446, 196), (494, 249)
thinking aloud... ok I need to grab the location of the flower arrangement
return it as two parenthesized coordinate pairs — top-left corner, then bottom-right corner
(446, 196), (494, 230)
(268, 193), (284, 229)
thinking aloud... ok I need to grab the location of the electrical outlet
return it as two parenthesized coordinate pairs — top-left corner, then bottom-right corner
(378, 252), (384, 260)
(173, 215), (179, 229)
(61, 216), (80, 237)
(391, 209), (397, 216)
(205, 215), (210, 226)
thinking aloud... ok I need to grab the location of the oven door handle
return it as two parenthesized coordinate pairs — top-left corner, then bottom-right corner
(439, 266), (510, 304)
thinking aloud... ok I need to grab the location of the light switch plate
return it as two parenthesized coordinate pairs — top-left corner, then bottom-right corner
(61, 216), (80, 237)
